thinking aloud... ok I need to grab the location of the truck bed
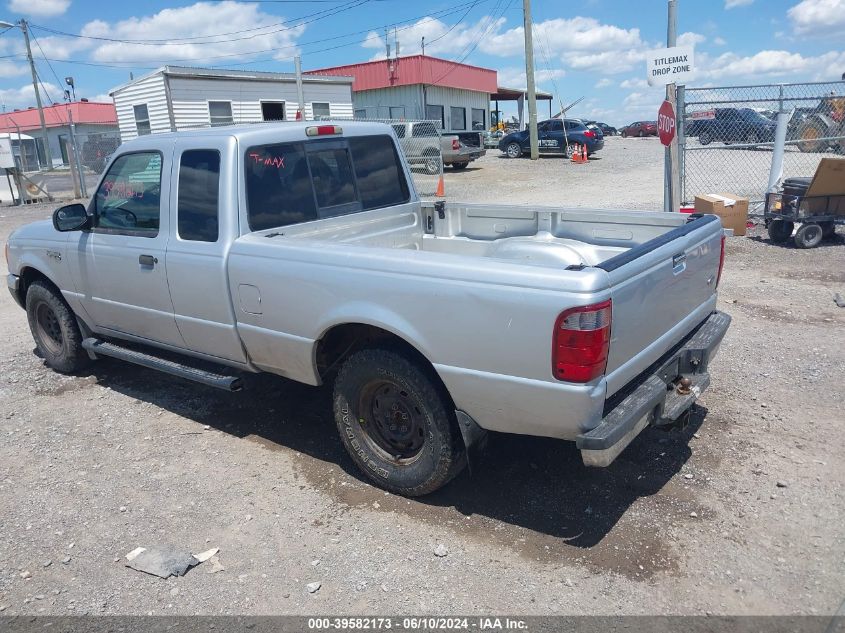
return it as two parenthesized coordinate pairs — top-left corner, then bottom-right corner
(229, 201), (722, 442)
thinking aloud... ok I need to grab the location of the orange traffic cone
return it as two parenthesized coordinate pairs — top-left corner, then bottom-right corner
(581, 144), (588, 163)
(435, 174), (445, 197)
(570, 143), (581, 163)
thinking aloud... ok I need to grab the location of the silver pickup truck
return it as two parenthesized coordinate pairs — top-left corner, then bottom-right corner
(6, 122), (729, 496)
(391, 121), (485, 173)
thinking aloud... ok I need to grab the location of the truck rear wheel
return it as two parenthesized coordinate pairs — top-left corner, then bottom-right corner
(332, 348), (466, 496)
(25, 280), (92, 374)
(794, 223), (823, 249)
(796, 120), (826, 153)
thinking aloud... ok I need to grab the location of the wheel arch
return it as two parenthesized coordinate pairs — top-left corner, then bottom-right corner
(16, 266), (61, 306)
(314, 322), (455, 407)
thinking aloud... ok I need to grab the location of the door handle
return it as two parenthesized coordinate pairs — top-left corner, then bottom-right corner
(139, 254), (158, 267)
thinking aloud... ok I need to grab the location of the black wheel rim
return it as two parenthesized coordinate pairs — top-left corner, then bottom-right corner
(35, 302), (63, 355)
(802, 225), (821, 244)
(358, 380), (426, 464)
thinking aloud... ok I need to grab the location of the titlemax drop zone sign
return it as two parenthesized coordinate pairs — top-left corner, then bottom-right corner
(646, 45), (695, 86)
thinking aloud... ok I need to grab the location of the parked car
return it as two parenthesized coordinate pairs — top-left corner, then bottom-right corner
(498, 118), (604, 158)
(621, 121), (658, 137)
(391, 122), (484, 173)
(685, 108), (777, 146)
(6, 121), (729, 496)
(585, 121), (618, 136)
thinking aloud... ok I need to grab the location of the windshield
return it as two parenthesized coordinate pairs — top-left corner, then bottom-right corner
(740, 109), (774, 123)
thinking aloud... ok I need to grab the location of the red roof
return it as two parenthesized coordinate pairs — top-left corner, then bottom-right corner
(307, 55), (497, 94)
(0, 101), (117, 132)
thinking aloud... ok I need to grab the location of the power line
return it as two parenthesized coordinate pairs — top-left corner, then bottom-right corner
(30, 0), (370, 46)
(424, 0), (481, 48)
(30, 31), (66, 93)
(18, 1), (489, 68)
(429, 0), (512, 86)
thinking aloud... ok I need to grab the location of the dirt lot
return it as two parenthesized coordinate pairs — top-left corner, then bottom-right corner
(0, 154), (843, 616)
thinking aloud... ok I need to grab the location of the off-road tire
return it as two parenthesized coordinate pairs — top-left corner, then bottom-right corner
(699, 131), (713, 146)
(794, 223), (823, 249)
(333, 348), (466, 496)
(767, 219), (794, 243)
(25, 280), (91, 374)
(451, 162), (468, 170)
(796, 120), (826, 153)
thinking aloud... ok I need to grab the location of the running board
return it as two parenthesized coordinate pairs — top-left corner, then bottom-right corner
(82, 338), (243, 392)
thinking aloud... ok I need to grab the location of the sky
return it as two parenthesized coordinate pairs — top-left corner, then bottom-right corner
(0, 0), (842, 127)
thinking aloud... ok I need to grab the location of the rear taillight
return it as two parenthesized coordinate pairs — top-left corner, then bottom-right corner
(583, 130), (596, 138)
(553, 300), (612, 383)
(716, 234), (726, 288)
(452, 139), (460, 150)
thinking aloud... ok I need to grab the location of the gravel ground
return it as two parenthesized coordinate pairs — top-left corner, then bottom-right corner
(0, 156), (843, 616)
(440, 136), (665, 208)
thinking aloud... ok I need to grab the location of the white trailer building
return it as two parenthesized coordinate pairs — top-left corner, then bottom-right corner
(110, 66), (354, 141)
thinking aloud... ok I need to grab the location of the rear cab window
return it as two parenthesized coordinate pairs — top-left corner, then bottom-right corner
(245, 134), (410, 232)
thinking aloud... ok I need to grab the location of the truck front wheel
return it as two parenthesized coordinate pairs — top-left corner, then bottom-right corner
(25, 280), (92, 374)
(333, 348), (466, 496)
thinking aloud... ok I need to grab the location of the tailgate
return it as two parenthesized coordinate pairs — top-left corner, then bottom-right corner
(600, 215), (724, 397)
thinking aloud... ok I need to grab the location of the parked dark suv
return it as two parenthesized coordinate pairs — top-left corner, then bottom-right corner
(685, 108), (777, 146)
(498, 118), (604, 158)
(621, 121), (657, 137)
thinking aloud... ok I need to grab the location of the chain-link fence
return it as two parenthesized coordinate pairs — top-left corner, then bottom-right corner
(681, 81), (845, 208)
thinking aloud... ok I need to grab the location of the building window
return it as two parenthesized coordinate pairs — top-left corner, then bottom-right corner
(311, 102), (331, 119)
(389, 106), (405, 119)
(261, 101), (286, 121)
(133, 104), (151, 136)
(209, 101), (233, 126)
(450, 106), (466, 131)
(178, 150), (221, 243)
(425, 104), (444, 130)
(471, 108), (486, 131)
(354, 109), (367, 119)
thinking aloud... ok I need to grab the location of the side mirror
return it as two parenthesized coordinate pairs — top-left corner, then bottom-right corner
(53, 203), (90, 232)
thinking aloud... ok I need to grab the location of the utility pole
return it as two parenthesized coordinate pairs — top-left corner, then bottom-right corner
(664, 0), (680, 212)
(20, 20), (52, 170)
(294, 55), (306, 120)
(523, 0), (539, 160)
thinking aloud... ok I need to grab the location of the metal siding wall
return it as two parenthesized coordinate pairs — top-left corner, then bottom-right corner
(352, 86), (425, 119)
(112, 73), (170, 141)
(168, 77), (353, 127)
(419, 86), (489, 132)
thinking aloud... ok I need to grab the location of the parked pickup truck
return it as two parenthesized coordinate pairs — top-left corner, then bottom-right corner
(391, 121), (485, 173)
(6, 121), (729, 497)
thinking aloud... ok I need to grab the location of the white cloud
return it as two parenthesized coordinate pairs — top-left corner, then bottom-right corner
(0, 81), (62, 110)
(725, 0), (753, 8)
(496, 66), (565, 91)
(7, 0), (70, 17)
(699, 49), (845, 81)
(595, 78), (612, 88)
(363, 15), (649, 74)
(788, 0), (845, 36)
(620, 77), (649, 90)
(677, 32), (705, 47)
(82, 1), (305, 64)
(713, 36), (727, 46)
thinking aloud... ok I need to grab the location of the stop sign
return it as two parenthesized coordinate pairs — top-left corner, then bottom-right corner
(658, 100), (676, 146)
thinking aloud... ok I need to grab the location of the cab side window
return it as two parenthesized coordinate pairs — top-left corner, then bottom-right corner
(94, 152), (162, 236)
(178, 150), (220, 242)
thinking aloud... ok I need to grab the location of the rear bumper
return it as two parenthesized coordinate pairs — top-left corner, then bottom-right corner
(7, 273), (22, 308)
(576, 310), (731, 467)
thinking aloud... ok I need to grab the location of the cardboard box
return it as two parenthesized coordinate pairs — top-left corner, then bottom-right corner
(694, 193), (749, 236)
(803, 158), (845, 216)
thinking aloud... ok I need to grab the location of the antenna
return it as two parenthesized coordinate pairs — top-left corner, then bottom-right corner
(394, 27), (399, 58)
(421, 36), (425, 56)
(385, 28), (390, 59)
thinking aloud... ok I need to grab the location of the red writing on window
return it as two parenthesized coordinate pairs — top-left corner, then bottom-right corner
(102, 180), (144, 199)
(249, 152), (285, 169)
